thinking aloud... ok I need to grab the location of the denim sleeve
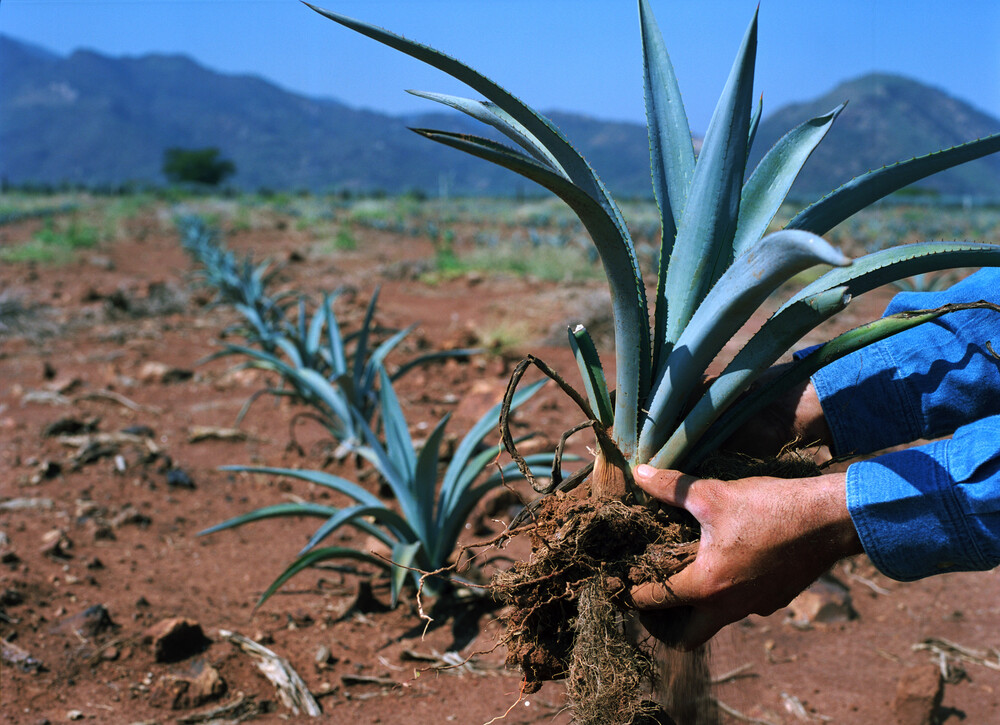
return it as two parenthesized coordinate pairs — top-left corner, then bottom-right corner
(811, 267), (1000, 457)
(847, 414), (1000, 581)
(808, 267), (1000, 581)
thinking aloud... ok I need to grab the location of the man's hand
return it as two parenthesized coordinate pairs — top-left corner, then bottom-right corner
(723, 376), (833, 458)
(630, 464), (862, 649)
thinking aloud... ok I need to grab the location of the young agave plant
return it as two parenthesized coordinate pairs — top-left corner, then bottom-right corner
(182, 215), (481, 451)
(305, 1), (1000, 490)
(178, 215), (289, 347)
(200, 372), (550, 606)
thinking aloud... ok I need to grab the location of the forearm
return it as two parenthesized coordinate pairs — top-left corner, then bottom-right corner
(847, 414), (1000, 581)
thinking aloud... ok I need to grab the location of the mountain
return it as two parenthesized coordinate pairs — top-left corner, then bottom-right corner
(0, 35), (651, 196)
(748, 73), (1000, 201)
(2, 35), (1000, 199)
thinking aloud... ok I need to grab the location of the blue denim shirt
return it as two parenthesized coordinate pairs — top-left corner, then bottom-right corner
(811, 267), (1000, 581)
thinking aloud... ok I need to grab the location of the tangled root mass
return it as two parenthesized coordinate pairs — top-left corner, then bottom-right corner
(492, 493), (697, 723)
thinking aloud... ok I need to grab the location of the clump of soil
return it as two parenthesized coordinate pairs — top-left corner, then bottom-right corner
(492, 492), (698, 724)
(693, 449), (822, 481)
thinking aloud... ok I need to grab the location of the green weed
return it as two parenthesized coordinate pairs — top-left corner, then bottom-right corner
(0, 217), (101, 263)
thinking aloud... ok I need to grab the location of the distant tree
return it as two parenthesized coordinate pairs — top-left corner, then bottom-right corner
(162, 147), (235, 186)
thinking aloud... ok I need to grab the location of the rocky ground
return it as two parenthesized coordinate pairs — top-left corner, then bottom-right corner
(3, 200), (1000, 724)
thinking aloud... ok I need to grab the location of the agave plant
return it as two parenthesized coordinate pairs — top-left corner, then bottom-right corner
(178, 215), (290, 348)
(305, 0), (1000, 483)
(212, 285), (480, 453)
(303, 1), (1000, 718)
(200, 373), (552, 605)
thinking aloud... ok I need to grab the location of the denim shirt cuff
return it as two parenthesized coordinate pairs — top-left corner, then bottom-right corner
(846, 439), (991, 581)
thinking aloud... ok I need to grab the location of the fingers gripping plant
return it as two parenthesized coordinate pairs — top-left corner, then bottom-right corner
(306, 1), (1000, 721)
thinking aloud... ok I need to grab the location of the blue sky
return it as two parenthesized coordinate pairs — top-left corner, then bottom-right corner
(3, 1), (999, 134)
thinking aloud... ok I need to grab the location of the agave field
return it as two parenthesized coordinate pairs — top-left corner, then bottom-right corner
(0, 188), (998, 724)
(5, 2), (1000, 723)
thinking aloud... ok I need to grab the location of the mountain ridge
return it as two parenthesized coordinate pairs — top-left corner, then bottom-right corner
(747, 72), (1000, 200)
(2, 34), (999, 198)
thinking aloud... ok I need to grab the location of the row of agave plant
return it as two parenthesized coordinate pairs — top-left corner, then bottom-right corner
(0, 201), (80, 227)
(177, 215), (560, 605)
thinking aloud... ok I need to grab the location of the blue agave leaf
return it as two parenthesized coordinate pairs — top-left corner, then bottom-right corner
(640, 230), (848, 461)
(789, 133), (1000, 235)
(663, 8), (758, 344)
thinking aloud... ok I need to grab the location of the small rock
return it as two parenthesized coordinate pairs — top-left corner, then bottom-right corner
(149, 659), (226, 710)
(42, 417), (98, 437)
(31, 460), (64, 485)
(143, 618), (211, 662)
(40, 529), (73, 559)
(786, 574), (856, 628)
(53, 604), (118, 638)
(66, 710), (84, 721)
(89, 522), (116, 541)
(893, 663), (943, 725)
(1, 588), (24, 606)
(138, 361), (193, 385)
(315, 645), (338, 669)
(2, 638), (46, 673)
(165, 468), (195, 490)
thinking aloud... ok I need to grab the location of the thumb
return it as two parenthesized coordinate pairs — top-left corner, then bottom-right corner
(632, 464), (699, 510)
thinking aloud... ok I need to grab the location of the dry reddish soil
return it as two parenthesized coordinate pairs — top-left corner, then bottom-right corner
(3, 204), (1000, 724)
